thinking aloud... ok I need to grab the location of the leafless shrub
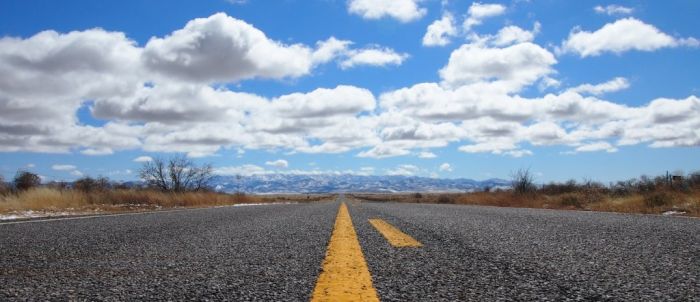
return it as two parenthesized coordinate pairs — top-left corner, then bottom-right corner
(511, 168), (536, 195)
(13, 170), (41, 191)
(689, 172), (700, 188)
(139, 155), (214, 192)
(74, 176), (111, 192)
(637, 175), (657, 193)
(541, 179), (578, 195)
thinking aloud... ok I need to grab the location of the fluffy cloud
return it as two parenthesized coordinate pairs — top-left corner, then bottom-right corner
(340, 47), (409, 69)
(594, 5), (633, 16)
(378, 37), (700, 157)
(386, 164), (420, 176)
(439, 42), (556, 90)
(265, 159), (289, 168)
(567, 77), (629, 96)
(51, 164), (83, 177)
(458, 138), (532, 158)
(358, 145), (411, 159)
(348, 0), (427, 23)
(418, 151), (437, 158)
(143, 13), (319, 83)
(2, 12), (699, 162)
(0, 13), (398, 157)
(423, 13), (458, 47)
(0, 28), (142, 154)
(439, 163), (452, 172)
(464, 2), (506, 30)
(559, 18), (699, 57)
(313, 37), (353, 64)
(52, 164), (77, 171)
(133, 156), (153, 162)
(575, 141), (618, 153)
(492, 23), (540, 47)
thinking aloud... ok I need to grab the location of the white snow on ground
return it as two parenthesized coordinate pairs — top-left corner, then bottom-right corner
(662, 210), (687, 216)
(0, 210), (101, 221)
(0, 203), (298, 221)
(233, 202), (299, 207)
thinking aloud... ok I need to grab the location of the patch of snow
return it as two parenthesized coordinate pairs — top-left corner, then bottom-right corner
(662, 210), (686, 216)
(0, 210), (99, 221)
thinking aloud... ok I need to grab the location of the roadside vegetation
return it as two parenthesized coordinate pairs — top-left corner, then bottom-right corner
(0, 156), (327, 218)
(352, 169), (700, 217)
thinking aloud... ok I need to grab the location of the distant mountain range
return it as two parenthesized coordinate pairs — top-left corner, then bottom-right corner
(210, 174), (510, 194)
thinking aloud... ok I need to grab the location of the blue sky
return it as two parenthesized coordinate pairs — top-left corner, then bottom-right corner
(0, 0), (698, 183)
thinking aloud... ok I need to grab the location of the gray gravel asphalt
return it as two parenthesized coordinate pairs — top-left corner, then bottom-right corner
(1, 198), (698, 301)
(0, 203), (336, 301)
(349, 200), (700, 301)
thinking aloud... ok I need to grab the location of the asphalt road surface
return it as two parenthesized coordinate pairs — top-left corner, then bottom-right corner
(1, 198), (698, 301)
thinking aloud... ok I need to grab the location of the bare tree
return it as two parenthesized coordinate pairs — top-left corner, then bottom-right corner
(192, 163), (214, 192)
(140, 157), (169, 191)
(139, 155), (213, 192)
(14, 170), (41, 191)
(511, 168), (536, 195)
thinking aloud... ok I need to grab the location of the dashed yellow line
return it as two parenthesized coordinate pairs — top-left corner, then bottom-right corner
(369, 219), (422, 248)
(311, 203), (379, 302)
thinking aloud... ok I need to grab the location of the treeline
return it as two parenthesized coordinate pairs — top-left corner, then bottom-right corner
(511, 169), (700, 196)
(0, 156), (262, 212)
(352, 169), (700, 217)
(0, 155), (215, 195)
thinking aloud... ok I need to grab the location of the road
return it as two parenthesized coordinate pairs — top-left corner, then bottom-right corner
(1, 198), (698, 301)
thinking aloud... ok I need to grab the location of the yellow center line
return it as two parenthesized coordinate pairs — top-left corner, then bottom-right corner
(369, 219), (423, 248)
(311, 203), (379, 302)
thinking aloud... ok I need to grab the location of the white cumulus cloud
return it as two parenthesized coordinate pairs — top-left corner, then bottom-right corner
(340, 47), (409, 69)
(418, 151), (437, 158)
(133, 156), (153, 162)
(439, 163), (452, 172)
(464, 2), (506, 31)
(439, 42), (557, 90)
(348, 0), (427, 23)
(143, 13), (316, 83)
(265, 159), (289, 168)
(52, 164), (77, 171)
(423, 13), (458, 47)
(594, 5), (634, 16)
(492, 23), (540, 47)
(386, 164), (420, 176)
(559, 18), (699, 57)
(1, 12), (699, 162)
(575, 141), (618, 153)
(567, 77), (630, 96)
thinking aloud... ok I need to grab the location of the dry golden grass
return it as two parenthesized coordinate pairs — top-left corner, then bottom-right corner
(588, 191), (700, 216)
(0, 188), (338, 216)
(351, 190), (700, 217)
(0, 188), (267, 214)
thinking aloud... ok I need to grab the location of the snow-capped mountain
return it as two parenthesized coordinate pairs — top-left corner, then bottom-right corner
(210, 174), (510, 194)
